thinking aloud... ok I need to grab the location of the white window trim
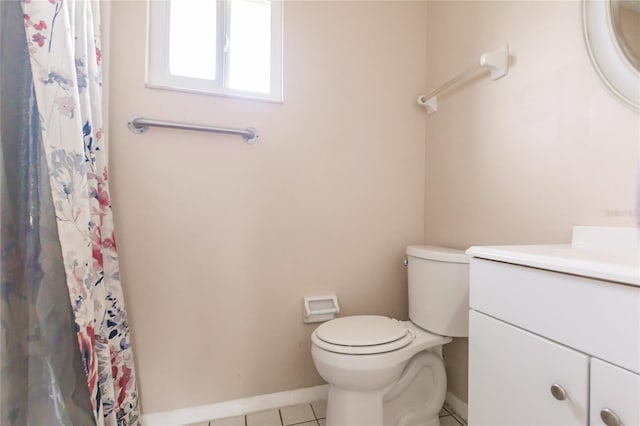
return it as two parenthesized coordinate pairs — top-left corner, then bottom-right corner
(146, 0), (283, 102)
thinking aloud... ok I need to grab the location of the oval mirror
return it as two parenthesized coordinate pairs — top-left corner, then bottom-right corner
(583, 0), (640, 111)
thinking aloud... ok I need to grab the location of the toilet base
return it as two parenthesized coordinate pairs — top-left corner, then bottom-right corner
(324, 350), (447, 426)
(383, 350), (447, 426)
(326, 386), (388, 426)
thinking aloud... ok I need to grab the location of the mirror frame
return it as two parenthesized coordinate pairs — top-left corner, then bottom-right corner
(583, 0), (640, 111)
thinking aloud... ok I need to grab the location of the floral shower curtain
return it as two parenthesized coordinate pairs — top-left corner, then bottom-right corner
(1, 0), (139, 424)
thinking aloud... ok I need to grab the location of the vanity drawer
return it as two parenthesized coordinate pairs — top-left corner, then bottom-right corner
(469, 258), (640, 374)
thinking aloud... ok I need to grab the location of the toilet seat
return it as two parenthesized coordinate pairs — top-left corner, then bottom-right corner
(313, 315), (415, 355)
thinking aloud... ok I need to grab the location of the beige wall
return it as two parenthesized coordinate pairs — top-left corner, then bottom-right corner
(108, 1), (428, 414)
(425, 1), (639, 402)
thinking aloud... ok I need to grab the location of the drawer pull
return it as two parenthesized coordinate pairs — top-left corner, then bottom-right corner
(550, 383), (567, 401)
(600, 408), (621, 426)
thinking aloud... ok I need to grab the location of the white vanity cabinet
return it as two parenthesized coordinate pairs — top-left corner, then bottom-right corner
(467, 228), (640, 426)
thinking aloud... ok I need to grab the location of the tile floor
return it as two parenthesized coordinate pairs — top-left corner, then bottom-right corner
(440, 403), (468, 426)
(187, 400), (467, 426)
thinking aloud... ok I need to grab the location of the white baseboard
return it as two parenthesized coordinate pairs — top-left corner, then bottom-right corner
(142, 384), (328, 426)
(445, 391), (468, 423)
(142, 384), (465, 425)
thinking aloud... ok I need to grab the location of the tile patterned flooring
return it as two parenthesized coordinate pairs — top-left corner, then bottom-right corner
(187, 400), (467, 426)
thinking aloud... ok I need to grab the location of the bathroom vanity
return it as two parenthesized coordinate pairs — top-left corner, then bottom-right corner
(467, 227), (640, 426)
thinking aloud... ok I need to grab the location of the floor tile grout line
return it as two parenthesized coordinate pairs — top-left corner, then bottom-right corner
(280, 403), (318, 426)
(451, 410), (466, 425)
(310, 403), (318, 420)
(287, 419), (319, 426)
(442, 404), (467, 426)
(450, 412), (467, 426)
(439, 413), (465, 426)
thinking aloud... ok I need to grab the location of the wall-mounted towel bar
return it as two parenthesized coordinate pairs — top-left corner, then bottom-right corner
(417, 44), (509, 114)
(127, 115), (259, 144)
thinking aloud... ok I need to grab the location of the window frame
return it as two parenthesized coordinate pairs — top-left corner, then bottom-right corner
(146, 0), (283, 102)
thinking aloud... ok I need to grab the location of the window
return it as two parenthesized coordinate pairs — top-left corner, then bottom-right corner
(147, 0), (283, 102)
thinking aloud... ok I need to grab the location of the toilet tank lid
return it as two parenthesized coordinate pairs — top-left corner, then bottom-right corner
(406, 245), (469, 263)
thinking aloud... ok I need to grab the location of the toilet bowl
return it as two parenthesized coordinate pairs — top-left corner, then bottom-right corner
(312, 318), (451, 426)
(310, 246), (469, 426)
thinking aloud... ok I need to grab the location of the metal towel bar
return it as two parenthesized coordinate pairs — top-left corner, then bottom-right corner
(127, 115), (259, 144)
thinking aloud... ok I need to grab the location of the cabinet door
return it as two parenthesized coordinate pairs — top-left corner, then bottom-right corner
(590, 358), (640, 426)
(469, 310), (589, 426)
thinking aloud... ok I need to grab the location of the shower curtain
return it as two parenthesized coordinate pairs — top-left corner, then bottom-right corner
(1, 0), (139, 424)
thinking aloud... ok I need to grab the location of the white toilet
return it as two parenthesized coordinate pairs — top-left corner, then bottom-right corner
(311, 245), (469, 426)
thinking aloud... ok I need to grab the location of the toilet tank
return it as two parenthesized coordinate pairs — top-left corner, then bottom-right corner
(406, 245), (470, 337)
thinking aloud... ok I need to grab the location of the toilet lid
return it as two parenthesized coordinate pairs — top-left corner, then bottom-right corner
(313, 315), (414, 355)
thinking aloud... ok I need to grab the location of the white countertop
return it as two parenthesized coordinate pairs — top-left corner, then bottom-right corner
(467, 226), (640, 286)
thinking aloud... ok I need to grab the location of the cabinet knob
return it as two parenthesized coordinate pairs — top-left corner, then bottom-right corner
(550, 383), (567, 401)
(600, 408), (621, 426)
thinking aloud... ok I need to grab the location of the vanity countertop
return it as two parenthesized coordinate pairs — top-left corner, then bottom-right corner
(467, 226), (640, 286)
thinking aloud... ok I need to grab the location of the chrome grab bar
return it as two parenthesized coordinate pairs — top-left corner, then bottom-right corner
(127, 115), (259, 144)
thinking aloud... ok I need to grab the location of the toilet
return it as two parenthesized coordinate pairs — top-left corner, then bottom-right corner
(311, 245), (469, 426)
